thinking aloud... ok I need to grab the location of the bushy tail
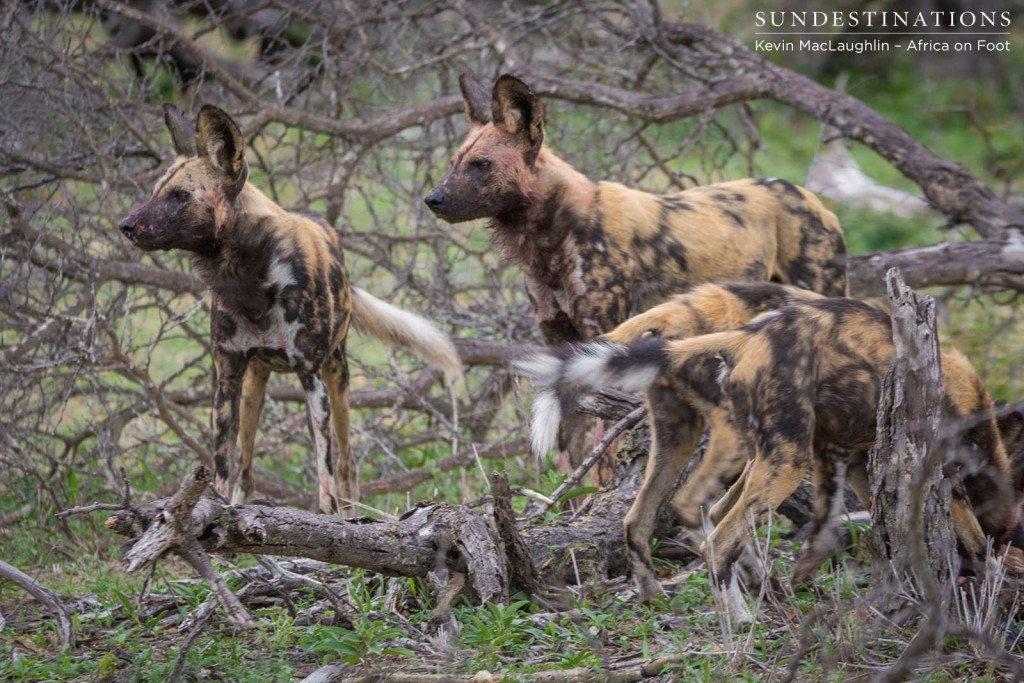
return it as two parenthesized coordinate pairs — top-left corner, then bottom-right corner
(351, 287), (462, 383)
(517, 330), (751, 458)
(515, 337), (672, 458)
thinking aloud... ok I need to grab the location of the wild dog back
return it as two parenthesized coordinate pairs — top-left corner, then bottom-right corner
(426, 74), (847, 344)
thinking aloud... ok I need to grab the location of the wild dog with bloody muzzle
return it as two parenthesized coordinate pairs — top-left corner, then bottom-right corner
(521, 292), (1023, 605)
(118, 105), (461, 514)
(426, 74), (847, 470)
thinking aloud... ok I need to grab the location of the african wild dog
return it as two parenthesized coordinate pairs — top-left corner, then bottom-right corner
(118, 105), (462, 514)
(520, 292), (1023, 606)
(425, 73), (847, 469)
(520, 282), (828, 602)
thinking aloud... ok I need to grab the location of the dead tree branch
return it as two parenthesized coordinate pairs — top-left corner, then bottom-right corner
(102, 466), (508, 610)
(0, 560), (75, 649)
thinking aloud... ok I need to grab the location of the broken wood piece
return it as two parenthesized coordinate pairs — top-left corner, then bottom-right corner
(103, 473), (507, 614)
(491, 472), (542, 596)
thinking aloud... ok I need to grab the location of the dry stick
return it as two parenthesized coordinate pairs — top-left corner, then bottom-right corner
(338, 651), (691, 682)
(538, 406), (647, 517)
(254, 556), (351, 619)
(491, 472), (543, 596)
(55, 502), (124, 520)
(176, 542), (256, 629)
(166, 607), (213, 683)
(0, 560), (74, 649)
(169, 471), (255, 629)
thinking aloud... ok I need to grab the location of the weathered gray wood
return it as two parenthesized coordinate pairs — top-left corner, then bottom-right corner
(105, 468), (507, 613)
(491, 472), (543, 596)
(117, 468), (256, 626)
(867, 268), (957, 617)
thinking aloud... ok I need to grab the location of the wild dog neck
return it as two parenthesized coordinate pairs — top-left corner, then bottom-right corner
(488, 148), (596, 287)
(192, 183), (290, 322)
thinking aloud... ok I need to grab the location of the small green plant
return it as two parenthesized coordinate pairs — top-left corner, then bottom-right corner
(304, 619), (414, 666)
(460, 599), (536, 670)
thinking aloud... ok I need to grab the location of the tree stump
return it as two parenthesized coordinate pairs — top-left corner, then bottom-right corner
(867, 268), (957, 618)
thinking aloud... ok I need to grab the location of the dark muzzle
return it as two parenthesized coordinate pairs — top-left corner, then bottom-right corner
(423, 189), (446, 211)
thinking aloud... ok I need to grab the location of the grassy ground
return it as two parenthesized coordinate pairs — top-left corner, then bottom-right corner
(4, 512), (1020, 681)
(3, 50), (1024, 683)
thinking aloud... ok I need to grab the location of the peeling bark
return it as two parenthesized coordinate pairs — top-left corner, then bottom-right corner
(867, 268), (956, 619)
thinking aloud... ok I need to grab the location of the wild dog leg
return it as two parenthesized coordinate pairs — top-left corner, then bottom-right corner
(673, 405), (749, 530)
(556, 412), (591, 473)
(324, 348), (356, 513)
(700, 430), (811, 589)
(624, 392), (702, 602)
(793, 445), (848, 583)
(951, 491), (988, 575)
(845, 457), (871, 508)
(300, 373), (340, 514)
(234, 361), (270, 505)
(708, 459), (752, 527)
(213, 350), (248, 501)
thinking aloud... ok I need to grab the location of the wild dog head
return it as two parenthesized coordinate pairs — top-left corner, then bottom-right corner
(996, 401), (1024, 498)
(424, 74), (544, 223)
(118, 104), (249, 253)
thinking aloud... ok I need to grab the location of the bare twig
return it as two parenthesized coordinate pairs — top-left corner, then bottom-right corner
(0, 560), (74, 649)
(538, 406), (647, 517)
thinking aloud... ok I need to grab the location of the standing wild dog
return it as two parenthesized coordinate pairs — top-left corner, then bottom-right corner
(118, 105), (461, 514)
(425, 74), (847, 469)
(520, 282), (827, 602)
(521, 294), (1024, 605)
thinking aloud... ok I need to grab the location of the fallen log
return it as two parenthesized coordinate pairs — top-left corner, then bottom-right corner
(104, 468), (507, 614)
(95, 388), (832, 617)
(91, 364), (849, 641)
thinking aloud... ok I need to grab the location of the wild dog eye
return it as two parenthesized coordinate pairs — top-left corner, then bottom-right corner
(170, 188), (190, 202)
(469, 159), (492, 172)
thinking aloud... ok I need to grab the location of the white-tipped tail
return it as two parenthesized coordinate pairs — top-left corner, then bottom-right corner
(564, 342), (663, 393)
(515, 339), (668, 458)
(514, 352), (566, 458)
(351, 287), (462, 383)
(530, 388), (563, 459)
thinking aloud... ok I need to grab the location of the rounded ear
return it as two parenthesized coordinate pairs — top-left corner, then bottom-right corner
(196, 104), (248, 197)
(163, 104), (197, 157)
(491, 74), (544, 165)
(459, 73), (493, 126)
(998, 404), (1024, 457)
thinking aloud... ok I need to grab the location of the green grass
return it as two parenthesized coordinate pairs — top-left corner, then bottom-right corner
(3, 507), (1021, 681)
